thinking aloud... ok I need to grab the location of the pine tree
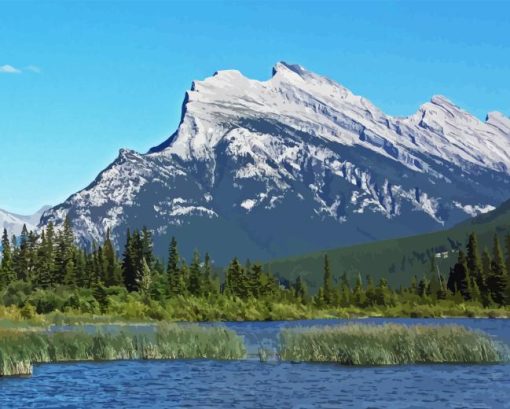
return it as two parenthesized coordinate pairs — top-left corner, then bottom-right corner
(202, 252), (216, 295)
(247, 263), (263, 298)
(188, 250), (202, 296)
(322, 254), (334, 305)
(417, 276), (429, 298)
(167, 237), (181, 295)
(339, 273), (351, 307)
(34, 226), (55, 289)
(352, 273), (366, 307)
(293, 275), (307, 302)
(54, 217), (75, 285)
(14, 224), (30, 281)
(0, 228), (15, 288)
(487, 235), (508, 305)
(225, 257), (245, 297)
(374, 278), (392, 306)
(73, 249), (87, 288)
(447, 250), (471, 300)
(103, 229), (121, 287)
(365, 275), (376, 306)
(45, 223), (56, 286)
(141, 227), (154, 268)
(467, 232), (484, 291)
(122, 230), (138, 292)
(505, 234), (510, 277)
(178, 261), (190, 295)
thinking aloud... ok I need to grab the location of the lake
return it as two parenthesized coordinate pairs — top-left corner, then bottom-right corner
(1, 318), (509, 409)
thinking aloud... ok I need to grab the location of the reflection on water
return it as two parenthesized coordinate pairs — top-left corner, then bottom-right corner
(1, 318), (509, 409)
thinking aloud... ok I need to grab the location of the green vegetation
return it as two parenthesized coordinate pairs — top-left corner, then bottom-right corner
(267, 198), (510, 290)
(0, 324), (245, 376)
(1, 212), (510, 324)
(278, 324), (507, 365)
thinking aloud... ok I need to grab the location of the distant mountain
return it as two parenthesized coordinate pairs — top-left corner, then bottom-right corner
(267, 198), (510, 291)
(0, 206), (51, 236)
(40, 62), (510, 263)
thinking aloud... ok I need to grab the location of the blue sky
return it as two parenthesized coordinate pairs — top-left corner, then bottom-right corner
(1, 1), (509, 214)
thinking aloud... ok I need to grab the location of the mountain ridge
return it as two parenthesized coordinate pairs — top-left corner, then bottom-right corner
(39, 62), (510, 263)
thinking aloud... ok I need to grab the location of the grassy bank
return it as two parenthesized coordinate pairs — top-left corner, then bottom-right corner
(2, 297), (510, 327)
(0, 324), (245, 376)
(278, 324), (508, 365)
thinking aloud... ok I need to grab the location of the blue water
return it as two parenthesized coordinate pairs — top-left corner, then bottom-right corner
(1, 318), (510, 409)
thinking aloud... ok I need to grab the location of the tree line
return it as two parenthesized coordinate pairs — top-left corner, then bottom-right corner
(1, 219), (509, 312)
(313, 232), (510, 308)
(0, 218), (285, 304)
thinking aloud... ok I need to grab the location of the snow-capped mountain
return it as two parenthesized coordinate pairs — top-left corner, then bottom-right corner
(1, 206), (51, 236)
(40, 62), (510, 263)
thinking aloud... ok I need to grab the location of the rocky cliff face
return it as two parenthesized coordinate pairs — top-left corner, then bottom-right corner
(40, 62), (510, 263)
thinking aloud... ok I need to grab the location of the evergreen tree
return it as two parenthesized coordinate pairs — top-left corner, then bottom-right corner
(34, 227), (55, 289)
(202, 252), (216, 295)
(141, 227), (154, 268)
(122, 230), (138, 292)
(53, 217), (75, 285)
(247, 263), (263, 298)
(352, 273), (366, 307)
(322, 254), (334, 305)
(188, 250), (202, 296)
(339, 273), (351, 307)
(73, 249), (87, 288)
(103, 229), (121, 287)
(417, 276), (429, 298)
(505, 234), (510, 277)
(14, 224), (30, 281)
(487, 235), (508, 305)
(374, 278), (393, 306)
(447, 250), (471, 300)
(167, 237), (181, 295)
(467, 232), (484, 291)
(0, 228), (15, 287)
(293, 275), (307, 302)
(225, 257), (246, 298)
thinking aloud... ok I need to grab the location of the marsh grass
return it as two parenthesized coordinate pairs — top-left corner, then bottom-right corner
(278, 324), (508, 366)
(0, 324), (245, 376)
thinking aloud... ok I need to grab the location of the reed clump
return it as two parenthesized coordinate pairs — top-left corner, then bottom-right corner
(278, 324), (507, 366)
(0, 324), (245, 376)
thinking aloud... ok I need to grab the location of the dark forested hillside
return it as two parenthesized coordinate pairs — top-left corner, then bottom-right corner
(266, 199), (510, 291)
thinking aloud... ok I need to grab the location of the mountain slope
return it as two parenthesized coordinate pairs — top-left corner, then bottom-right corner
(267, 199), (510, 291)
(1, 206), (51, 236)
(40, 62), (510, 263)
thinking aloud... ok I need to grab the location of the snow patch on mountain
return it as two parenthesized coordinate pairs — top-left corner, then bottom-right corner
(1, 206), (51, 236)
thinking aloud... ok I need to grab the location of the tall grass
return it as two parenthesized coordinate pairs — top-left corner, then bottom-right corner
(0, 324), (245, 376)
(278, 324), (508, 365)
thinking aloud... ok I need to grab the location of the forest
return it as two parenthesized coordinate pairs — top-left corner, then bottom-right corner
(0, 218), (509, 323)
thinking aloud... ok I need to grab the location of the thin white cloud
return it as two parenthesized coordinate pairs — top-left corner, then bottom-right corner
(0, 64), (21, 74)
(25, 65), (41, 73)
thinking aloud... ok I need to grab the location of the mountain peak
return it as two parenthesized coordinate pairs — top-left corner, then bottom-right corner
(430, 94), (456, 107)
(272, 61), (309, 78)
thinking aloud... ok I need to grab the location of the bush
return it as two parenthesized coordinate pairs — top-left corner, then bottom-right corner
(2, 281), (33, 307)
(27, 290), (67, 314)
